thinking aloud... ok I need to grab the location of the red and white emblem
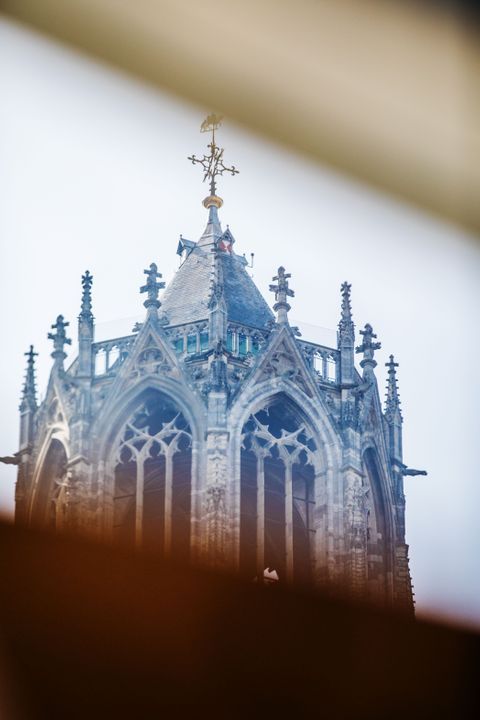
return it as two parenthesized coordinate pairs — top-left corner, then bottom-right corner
(218, 237), (232, 253)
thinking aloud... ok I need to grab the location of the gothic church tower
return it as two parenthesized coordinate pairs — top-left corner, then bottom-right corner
(14, 116), (422, 611)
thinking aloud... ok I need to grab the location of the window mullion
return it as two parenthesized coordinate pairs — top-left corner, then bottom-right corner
(164, 447), (173, 555)
(135, 452), (144, 548)
(256, 453), (265, 579)
(285, 461), (294, 582)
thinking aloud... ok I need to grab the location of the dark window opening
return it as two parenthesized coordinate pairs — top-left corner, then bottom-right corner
(240, 396), (317, 585)
(113, 390), (192, 560)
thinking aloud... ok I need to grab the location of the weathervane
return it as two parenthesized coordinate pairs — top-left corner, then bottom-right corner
(188, 114), (239, 208)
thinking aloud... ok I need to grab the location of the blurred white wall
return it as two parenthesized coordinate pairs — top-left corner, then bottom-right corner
(1, 18), (479, 629)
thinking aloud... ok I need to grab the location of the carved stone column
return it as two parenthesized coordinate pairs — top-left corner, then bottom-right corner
(65, 458), (94, 536)
(343, 468), (368, 598)
(204, 430), (229, 567)
(392, 471), (414, 611)
(203, 341), (230, 567)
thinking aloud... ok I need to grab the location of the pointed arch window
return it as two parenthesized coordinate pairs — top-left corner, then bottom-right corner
(240, 397), (317, 585)
(113, 391), (192, 559)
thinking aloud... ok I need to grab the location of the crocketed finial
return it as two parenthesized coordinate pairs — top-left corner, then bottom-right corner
(48, 315), (72, 366)
(355, 323), (381, 368)
(140, 263), (165, 315)
(79, 270), (94, 322)
(338, 281), (354, 343)
(385, 354), (402, 422)
(20, 345), (38, 412)
(269, 266), (294, 325)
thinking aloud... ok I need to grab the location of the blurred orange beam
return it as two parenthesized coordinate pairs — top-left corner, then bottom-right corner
(2, 0), (479, 234)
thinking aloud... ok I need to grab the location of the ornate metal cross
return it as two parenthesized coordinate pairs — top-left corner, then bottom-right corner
(140, 263), (165, 310)
(188, 114), (239, 198)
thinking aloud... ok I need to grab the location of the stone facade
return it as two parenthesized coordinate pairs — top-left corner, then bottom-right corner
(14, 190), (421, 611)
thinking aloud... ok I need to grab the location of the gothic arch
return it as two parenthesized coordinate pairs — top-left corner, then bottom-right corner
(100, 382), (204, 560)
(229, 377), (342, 467)
(29, 434), (69, 529)
(362, 445), (395, 600)
(229, 380), (342, 587)
(95, 375), (205, 456)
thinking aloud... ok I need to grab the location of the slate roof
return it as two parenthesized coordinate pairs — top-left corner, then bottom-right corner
(160, 207), (274, 330)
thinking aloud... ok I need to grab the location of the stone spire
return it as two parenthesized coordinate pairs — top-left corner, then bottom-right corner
(79, 270), (93, 322)
(338, 281), (355, 386)
(198, 204), (224, 247)
(338, 281), (354, 343)
(140, 263), (165, 320)
(78, 271), (94, 377)
(18, 345), (38, 451)
(385, 355), (402, 423)
(269, 266), (294, 325)
(20, 345), (38, 413)
(48, 315), (71, 370)
(385, 355), (403, 464)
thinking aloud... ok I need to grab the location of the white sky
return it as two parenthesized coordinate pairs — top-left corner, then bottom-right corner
(1, 17), (479, 629)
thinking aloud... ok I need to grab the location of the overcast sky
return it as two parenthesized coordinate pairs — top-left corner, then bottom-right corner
(1, 17), (479, 629)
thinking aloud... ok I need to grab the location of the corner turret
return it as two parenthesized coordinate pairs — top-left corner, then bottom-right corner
(48, 315), (71, 372)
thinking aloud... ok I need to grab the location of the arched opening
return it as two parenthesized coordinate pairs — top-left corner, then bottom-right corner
(240, 396), (317, 585)
(31, 438), (68, 529)
(112, 390), (192, 560)
(363, 448), (390, 597)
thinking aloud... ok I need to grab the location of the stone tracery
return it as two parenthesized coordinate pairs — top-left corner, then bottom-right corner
(112, 391), (192, 558)
(240, 397), (318, 585)
(12, 120), (419, 611)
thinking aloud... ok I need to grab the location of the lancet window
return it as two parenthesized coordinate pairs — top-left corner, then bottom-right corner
(112, 391), (192, 559)
(240, 398), (318, 585)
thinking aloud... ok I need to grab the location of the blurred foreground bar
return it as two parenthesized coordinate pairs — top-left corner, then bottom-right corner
(0, 521), (478, 718)
(2, 0), (479, 235)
